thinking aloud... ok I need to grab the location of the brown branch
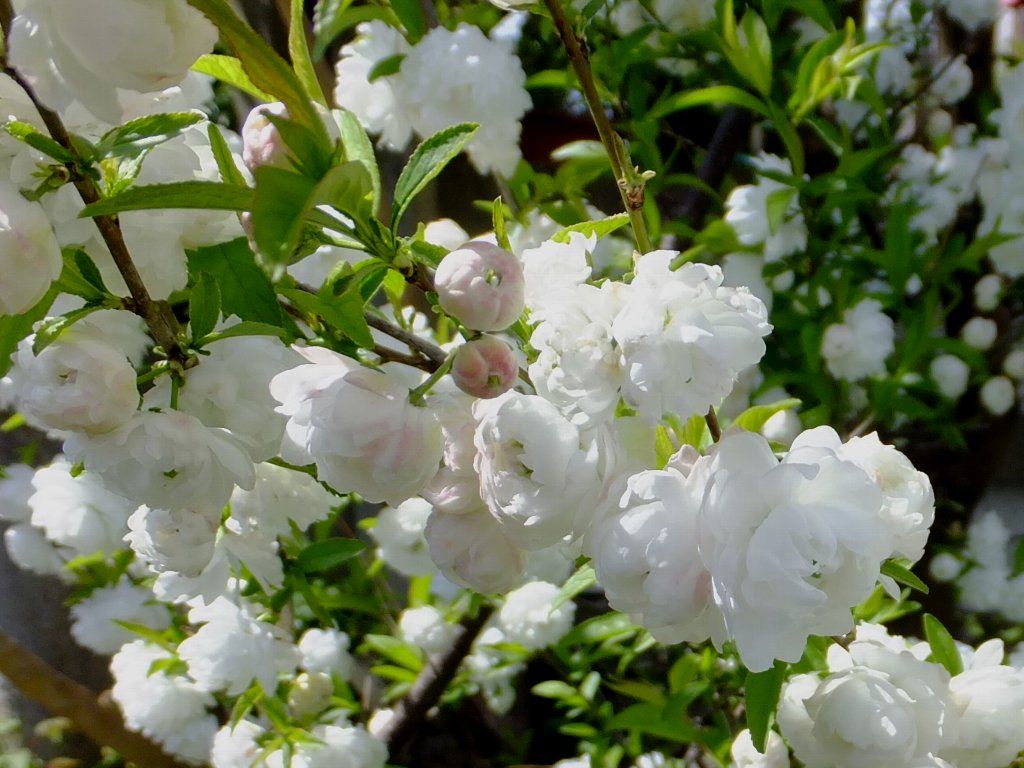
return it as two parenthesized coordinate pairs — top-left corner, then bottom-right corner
(1, 67), (191, 368)
(372, 344), (434, 371)
(377, 606), (494, 754)
(364, 312), (448, 369)
(705, 406), (722, 442)
(0, 631), (191, 768)
(542, 0), (653, 253)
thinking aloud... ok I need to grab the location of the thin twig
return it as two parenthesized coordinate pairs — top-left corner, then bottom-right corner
(372, 344), (434, 371)
(0, 631), (192, 768)
(377, 606), (494, 753)
(705, 406), (722, 442)
(364, 312), (448, 369)
(1, 66), (192, 368)
(542, 0), (653, 253)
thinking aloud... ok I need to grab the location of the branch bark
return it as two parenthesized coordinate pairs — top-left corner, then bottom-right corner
(377, 607), (493, 754)
(542, 0), (653, 253)
(0, 630), (192, 768)
(1, 66), (192, 369)
(364, 312), (449, 369)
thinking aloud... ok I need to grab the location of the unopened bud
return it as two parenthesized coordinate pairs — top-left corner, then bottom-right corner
(241, 102), (290, 172)
(435, 241), (525, 331)
(451, 336), (518, 399)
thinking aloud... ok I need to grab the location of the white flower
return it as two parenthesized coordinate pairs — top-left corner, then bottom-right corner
(270, 724), (387, 768)
(981, 375), (1016, 415)
(961, 317), (998, 350)
(730, 729), (790, 768)
(778, 624), (955, 768)
(110, 640), (218, 765)
(211, 720), (265, 768)
(435, 242), (525, 332)
(959, 511), (1011, 613)
(520, 232), (594, 313)
(473, 391), (605, 549)
(9, 0), (217, 122)
(724, 154), (807, 262)
(612, 255), (770, 423)
(929, 552), (963, 582)
(422, 391), (482, 515)
(0, 464), (36, 523)
(1004, 348), (1024, 379)
(529, 281), (625, 428)
(589, 455), (721, 644)
(126, 504), (219, 578)
(271, 347), (443, 505)
(64, 410), (256, 510)
(371, 497), (434, 577)
(821, 299), (895, 381)
(790, 427), (935, 563)
(451, 335), (519, 399)
(399, 24), (531, 175)
(425, 506), (525, 593)
(297, 628), (354, 679)
(69, 578), (169, 654)
(29, 458), (134, 556)
(9, 317), (141, 434)
(147, 335), (303, 461)
(229, 461), (336, 539)
(700, 432), (890, 671)
(399, 605), (456, 654)
(498, 580), (575, 651)
(941, 0), (1000, 30)
(943, 640), (1024, 768)
(611, 0), (715, 34)
(930, 354), (971, 399)
(761, 409), (802, 447)
(178, 597), (297, 696)
(334, 21), (414, 150)
(464, 625), (524, 714)
(0, 180), (62, 315)
(4, 522), (66, 577)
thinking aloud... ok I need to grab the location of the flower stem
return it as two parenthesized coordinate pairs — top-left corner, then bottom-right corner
(408, 351), (455, 404)
(542, 0), (653, 254)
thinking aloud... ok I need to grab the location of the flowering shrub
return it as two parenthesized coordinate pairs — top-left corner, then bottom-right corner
(0, 0), (1024, 767)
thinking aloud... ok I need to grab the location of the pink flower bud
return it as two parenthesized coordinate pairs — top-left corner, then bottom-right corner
(241, 102), (290, 172)
(451, 336), (518, 399)
(434, 241), (525, 331)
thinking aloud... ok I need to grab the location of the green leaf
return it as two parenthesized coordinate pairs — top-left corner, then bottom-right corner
(362, 634), (424, 670)
(390, 0), (425, 39)
(32, 305), (103, 355)
(608, 703), (702, 742)
(552, 562), (595, 609)
(492, 197), (511, 251)
(100, 152), (150, 196)
(4, 120), (74, 163)
(97, 112), (205, 157)
(189, 272), (221, 342)
(199, 320), (291, 345)
(880, 559), (929, 594)
(253, 162), (373, 264)
(655, 425), (676, 468)
(290, 0), (328, 105)
(279, 287), (374, 348)
(532, 680), (583, 702)
(552, 213), (631, 243)
(296, 537), (367, 573)
(738, 10), (772, 96)
(744, 662), (787, 753)
(649, 86), (770, 121)
(367, 53), (405, 82)
(184, 0), (328, 141)
(334, 108), (381, 210)
(731, 398), (802, 433)
(1012, 538), (1024, 578)
(192, 54), (275, 101)
(186, 238), (287, 326)
(767, 102), (805, 176)
(923, 614), (963, 676)
(0, 287), (57, 376)
(207, 124), (248, 186)
(765, 187), (794, 236)
(57, 249), (108, 301)
(264, 113), (333, 178)
(79, 181), (254, 218)
(391, 123), (478, 230)
(675, 413), (708, 450)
